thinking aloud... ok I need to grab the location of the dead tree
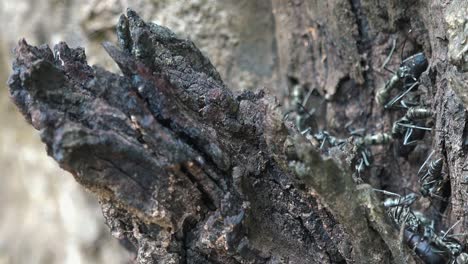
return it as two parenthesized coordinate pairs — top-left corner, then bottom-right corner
(8, 1), (467, 263)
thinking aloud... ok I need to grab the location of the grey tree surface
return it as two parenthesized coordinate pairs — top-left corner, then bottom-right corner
(5, 1), (468, 263)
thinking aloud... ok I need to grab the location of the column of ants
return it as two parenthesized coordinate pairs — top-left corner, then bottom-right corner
(285, 50), (467, 263)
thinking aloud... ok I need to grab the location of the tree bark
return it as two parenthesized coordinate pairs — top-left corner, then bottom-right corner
(7, 1), (467, 263)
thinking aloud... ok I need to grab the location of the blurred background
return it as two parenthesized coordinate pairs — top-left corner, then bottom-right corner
(0, 0), (278, 263)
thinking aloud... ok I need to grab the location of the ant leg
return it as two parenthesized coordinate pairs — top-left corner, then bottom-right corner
(445, 233), (468, 238)
(396, 122), (432, 131)
(320, 138), (327, 149)
(403, 128), (420, 146)
(400, 99), (420, 109)
(422, 179), (437, 187)
(429, 248), (446, 254)
(302, 88), (313, 107)
(283, 111), (292, 121)
(400, 100), (410, 109)
(401, 186), (420, 200)
(361, 151), (371, 166)
(399, 211), (412, 238)
(430, 193), (448, 202)
(344, 120), (354, 129)
(373, 188), (402, 197)
(383, 67), (396, 75)
(384, 81), (419, 109)
(418, 150), (435, 175)
(400, 32), (409, 60)
(349, 128), (366, 137)
(301, 127), (311, 135)
(419, 172), (432, 184)
(357, 159), (364, 173)
(403, 128), (413, 145)
(297, 103), (316, 118)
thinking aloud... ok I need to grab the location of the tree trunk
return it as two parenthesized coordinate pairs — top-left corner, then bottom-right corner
(7, 1), (467, 263)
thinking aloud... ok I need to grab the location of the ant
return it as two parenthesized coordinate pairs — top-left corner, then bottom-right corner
(311, 130), (346, 149)
(392, 106), (433, 146)
(418, 151), (448, 202)
(354, 132), (392, 173)
(378, 189), (467, 264)
(376, 39), (428, 109)
(283, 84), (320, 133)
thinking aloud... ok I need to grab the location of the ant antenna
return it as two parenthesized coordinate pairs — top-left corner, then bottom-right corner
(400, 29), (412, 60)
(381, 38), (397, 70)
(442, 219), (461, 239)
(283, 111), (292, 121)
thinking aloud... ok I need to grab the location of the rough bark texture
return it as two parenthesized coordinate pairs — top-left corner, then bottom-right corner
(7, 1), (467, 264)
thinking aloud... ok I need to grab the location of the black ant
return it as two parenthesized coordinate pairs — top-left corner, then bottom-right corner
(311, 130), (346, 149)
(417, 151), (447, 201)
(392, 106), (433, 146)
(376, 51), (428, 109)
(353, 132), (392, 173)
(379, 189), (467, 264)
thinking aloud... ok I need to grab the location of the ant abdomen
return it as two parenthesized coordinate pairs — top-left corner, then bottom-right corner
(404, 229), (447, 264)
(427, 158), (443, 179)
(356, 132), (392, 146)
(406, 107), (432, 121)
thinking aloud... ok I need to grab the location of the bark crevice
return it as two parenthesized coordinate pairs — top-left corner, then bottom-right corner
(8, 2), (468, 263)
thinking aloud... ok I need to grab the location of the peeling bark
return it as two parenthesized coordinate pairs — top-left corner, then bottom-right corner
(7, 1), (468, 263)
